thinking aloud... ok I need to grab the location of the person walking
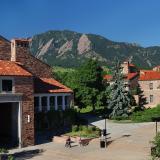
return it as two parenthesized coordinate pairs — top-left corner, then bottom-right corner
(65, 136), (71, 148)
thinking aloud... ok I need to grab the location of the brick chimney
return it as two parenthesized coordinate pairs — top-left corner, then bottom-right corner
(11, 38), (30, 62)
(121, 61), (130, 75)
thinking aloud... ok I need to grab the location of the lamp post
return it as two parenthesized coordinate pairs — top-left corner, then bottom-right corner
(104, 115), (107, 148)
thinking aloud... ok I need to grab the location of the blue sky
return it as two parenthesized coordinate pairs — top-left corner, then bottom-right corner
(0, 0), (160, 47)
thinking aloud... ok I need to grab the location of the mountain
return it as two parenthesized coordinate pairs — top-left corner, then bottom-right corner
(30, 30), (160, 68)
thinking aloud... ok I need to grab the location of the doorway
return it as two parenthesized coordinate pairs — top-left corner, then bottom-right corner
(0, 102), (20, 148)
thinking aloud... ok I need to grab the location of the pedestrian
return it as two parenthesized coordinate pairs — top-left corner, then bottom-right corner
(65, 136), (71, 148)
(79, 136), (82, 146)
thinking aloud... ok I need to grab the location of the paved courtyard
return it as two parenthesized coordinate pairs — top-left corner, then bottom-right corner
(9, 120), (157, 160)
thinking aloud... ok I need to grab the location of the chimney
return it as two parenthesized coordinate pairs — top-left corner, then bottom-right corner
(11, 38), (30, 62)
(121, 61), (129, 75)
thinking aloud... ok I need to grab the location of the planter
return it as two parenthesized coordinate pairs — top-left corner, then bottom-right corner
(0, 154), (8, 160)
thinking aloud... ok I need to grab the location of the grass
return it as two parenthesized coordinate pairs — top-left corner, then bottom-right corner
(53, 66), (75, 73)
(80, 106), (93, 114)
(79, 106), (106, 115)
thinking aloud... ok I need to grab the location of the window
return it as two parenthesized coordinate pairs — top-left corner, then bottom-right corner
(41, 96), (47, 112)
(57, 96), (62, 110)
(150, 95), (154, 103)
(34, 97), (39, 112)
(2, 80), (12, 92)
(50, 96), (55, 110)
(149, 83), (153, 90)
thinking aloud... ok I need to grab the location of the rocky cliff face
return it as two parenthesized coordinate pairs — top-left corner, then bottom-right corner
(30, 30), (160, 68)
(77, 34), (91, 55)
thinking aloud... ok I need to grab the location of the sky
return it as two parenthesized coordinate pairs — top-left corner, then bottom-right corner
(0, 0), (160, 47)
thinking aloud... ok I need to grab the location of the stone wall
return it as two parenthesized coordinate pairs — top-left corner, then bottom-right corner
(139, 80), (160, 108)
(15, 76), (35, 147)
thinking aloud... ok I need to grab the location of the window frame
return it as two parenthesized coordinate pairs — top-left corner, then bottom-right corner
(0, 77), (14, 93)
(149, 82), (153, 90)
(150, 95), (154, 103)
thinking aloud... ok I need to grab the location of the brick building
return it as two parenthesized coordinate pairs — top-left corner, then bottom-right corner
(0, 36), (73, 148)
(104, 61), (160, 108)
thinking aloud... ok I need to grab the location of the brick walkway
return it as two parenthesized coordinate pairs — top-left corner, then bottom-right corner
(9, 122), (156, 160)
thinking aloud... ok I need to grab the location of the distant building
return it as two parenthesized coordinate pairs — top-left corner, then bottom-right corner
(139, 70), (160, 108)
(0, 37), (73, 148)
(104, 61), (160, 108)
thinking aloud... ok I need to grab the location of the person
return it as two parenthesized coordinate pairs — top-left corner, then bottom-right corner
(65, 136), (71, 148)
(79, 137), (82, 146)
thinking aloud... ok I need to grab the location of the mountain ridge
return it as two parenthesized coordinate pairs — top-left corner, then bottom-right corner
(28, 30), (160, 68)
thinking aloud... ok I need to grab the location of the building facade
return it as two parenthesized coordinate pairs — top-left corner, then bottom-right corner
(0, 37), (73, 148)
(104, 61), (160, 108)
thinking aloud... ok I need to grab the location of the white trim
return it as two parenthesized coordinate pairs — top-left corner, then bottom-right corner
(18, 101), (22, 148)
(0, 101), (22, 148)
(34, 93), (71, 97)
(55, 96), (58, 110)
(47, 96), (50, 111)
(62, 96), (65, 110)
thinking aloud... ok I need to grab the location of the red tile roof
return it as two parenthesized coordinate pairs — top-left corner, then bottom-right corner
(104, 73), (138, 81)
(139, 70), (160, 81)
(104, 75), (112, 81)
(34, 78), (73, 93)
(125, 73), (138, 80)
(129, 63), (135, 67)
(0, 60), (32, 76)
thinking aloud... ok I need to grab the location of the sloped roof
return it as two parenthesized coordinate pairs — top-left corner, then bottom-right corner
(139, 70), (160, 81)
(104, 75), (112, 81)
(104, 72), (138, 81)
(0, 60), (32, 76)
(34, 78), (73, 93)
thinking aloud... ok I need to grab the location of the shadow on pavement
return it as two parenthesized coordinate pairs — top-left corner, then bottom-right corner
(12, 149), (44, 160)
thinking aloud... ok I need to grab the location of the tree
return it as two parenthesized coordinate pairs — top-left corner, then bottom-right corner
(108, 60), (133, 118)
(135, 84), (147, 111)
(73, 59), (109, 111)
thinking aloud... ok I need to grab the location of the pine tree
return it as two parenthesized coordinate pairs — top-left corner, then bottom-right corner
(136, 84), (147, 111)
(108, 60), (133, 118)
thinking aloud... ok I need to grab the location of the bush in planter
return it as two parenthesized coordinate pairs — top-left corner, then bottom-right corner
(86, 126), (93, 134)
(78, 125), (83, 131)
(8, 155), (14, 160)
(72, 125), (79, 132)
(0, 148), (9, 160)
(151, 132), (160, 159)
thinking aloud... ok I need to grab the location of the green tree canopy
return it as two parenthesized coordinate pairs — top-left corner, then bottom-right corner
(75, 59), (109, 110)
(53, 59), (110, 111)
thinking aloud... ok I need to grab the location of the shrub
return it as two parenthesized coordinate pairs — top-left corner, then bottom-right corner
(86, 126), (93, 134)
(91, 126), (97, 131)
(8, 155), (15, 160)
(111, 116), (129, 121)
(72, 125), (79, 132)
(151, 132), (160, 158)
(130, 105), (160, 122)
(82, 125), (88, 132)
(78, 125), (83, 131)
(0, 148), (8, 154)
(80, 106), (93, 113)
